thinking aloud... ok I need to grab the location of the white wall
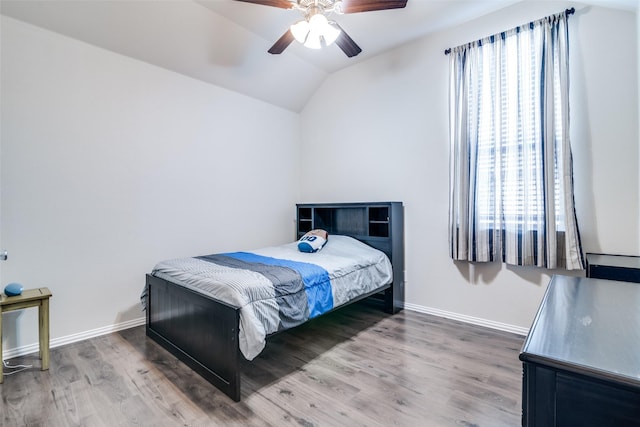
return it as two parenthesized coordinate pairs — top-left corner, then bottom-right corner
(301, 2), (639, 331)
(2, 1), (638, 355)
(1, 16), (300, 352)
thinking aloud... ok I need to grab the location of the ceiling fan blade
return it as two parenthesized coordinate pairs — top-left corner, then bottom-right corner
(334, 25), (362, 58)
(268, 29), (295, 54)
(340, 0), (407, 14)
(233, 0), (294, 9)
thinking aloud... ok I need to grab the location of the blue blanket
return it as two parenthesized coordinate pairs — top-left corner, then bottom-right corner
(197, 252), (333, 330)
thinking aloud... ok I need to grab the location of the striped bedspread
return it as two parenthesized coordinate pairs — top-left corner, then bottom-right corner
(146, 235), (393, 360)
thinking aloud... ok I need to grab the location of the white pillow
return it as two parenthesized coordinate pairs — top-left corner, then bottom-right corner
(297, 229), (328, 253)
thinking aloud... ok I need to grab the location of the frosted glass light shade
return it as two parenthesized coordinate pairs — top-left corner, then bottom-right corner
(290, 20), (310, 43)
(322, 22), (341, 45)
(308, 13), (328, 32)
(304, 29), (323, 49)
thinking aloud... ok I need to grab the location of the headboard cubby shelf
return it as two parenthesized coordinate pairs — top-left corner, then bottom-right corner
(296, 202), (404, 313)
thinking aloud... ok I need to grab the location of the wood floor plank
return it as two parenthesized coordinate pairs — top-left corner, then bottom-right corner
(1, 300), (524, 426)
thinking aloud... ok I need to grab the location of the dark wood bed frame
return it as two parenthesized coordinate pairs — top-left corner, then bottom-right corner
(145, 202), (404, 401)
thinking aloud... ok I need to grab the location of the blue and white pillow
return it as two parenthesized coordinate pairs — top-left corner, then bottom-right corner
(298, 229), (328, 253)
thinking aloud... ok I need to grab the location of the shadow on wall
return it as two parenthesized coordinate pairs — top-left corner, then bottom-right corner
(569, 5), (599, 254)
(454, 257), (585, 287)
(115, 303), (145, 326)
(1, 311), (24, 350)
(453, 259), (501, 284)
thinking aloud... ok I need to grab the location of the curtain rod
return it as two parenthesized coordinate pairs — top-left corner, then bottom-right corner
(444, 7), (575, 55)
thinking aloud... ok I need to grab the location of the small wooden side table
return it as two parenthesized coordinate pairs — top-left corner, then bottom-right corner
(0, 287), (52, 383)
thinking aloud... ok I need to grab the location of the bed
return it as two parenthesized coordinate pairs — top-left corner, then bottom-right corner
(143, 202), (404, 401)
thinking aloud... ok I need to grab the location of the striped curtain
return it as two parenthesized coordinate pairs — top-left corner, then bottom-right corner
(448, 11), (584, 270)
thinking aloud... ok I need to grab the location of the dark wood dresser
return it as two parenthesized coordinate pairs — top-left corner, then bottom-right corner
(520, 275), (640, 426)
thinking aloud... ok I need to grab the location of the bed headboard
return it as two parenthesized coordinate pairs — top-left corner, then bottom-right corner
(296, 202), (404, 313)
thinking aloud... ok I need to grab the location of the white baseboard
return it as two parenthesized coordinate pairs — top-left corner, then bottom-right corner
(3, 304), (528, 361)
(2, 317), (146, 360)
(403, 303), (529, 336)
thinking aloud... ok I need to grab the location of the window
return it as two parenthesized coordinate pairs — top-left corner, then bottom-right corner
(448, 11), (583, 270)
(473, 32), (564, 231)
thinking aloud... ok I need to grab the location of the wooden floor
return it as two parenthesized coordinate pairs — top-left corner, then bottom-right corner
(1, 300), (524, 426)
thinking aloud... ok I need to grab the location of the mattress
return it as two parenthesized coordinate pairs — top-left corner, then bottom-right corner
(146, 235), (393, 360)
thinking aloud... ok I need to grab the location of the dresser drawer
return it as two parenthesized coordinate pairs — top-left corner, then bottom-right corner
(586, 253), (640, 283)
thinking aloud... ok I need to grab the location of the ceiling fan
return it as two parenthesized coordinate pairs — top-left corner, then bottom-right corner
(234, 0), (408, 57)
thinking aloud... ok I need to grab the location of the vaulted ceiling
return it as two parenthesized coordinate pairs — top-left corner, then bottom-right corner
(1, 0), (637, 112)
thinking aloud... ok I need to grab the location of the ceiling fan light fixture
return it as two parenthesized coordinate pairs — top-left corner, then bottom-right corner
(294, 12), (342, 49)
(251, 0), (408, 57)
